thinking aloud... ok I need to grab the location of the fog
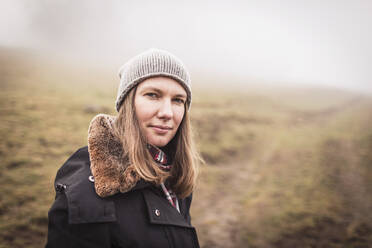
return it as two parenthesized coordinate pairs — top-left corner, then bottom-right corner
(1, 0), (372, 92)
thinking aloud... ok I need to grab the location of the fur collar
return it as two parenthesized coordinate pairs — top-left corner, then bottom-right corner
(87, 114), (141, 197)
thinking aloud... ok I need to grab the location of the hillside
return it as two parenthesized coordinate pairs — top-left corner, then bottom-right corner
(0, 48), (371, 248)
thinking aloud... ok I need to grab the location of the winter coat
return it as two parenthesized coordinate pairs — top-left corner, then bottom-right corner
(45, 114), (200, 248)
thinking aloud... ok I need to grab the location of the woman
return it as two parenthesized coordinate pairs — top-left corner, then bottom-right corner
(46, 49), (201, 248)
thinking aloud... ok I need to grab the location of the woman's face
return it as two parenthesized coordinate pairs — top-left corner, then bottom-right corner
(134, 76), (187, 147)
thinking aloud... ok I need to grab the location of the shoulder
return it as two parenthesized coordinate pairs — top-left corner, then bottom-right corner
(53, 146), (116, 224)
(180, 193), (193, 224)
(55, 146), (90, 184)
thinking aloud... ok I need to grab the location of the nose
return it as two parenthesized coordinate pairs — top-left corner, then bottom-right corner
(157, 98), (173, 120)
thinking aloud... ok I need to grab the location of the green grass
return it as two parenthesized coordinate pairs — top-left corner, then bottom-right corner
(1, 48), (371, 248)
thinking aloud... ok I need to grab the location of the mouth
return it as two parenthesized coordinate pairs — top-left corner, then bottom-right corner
(149, 125), (172, 134)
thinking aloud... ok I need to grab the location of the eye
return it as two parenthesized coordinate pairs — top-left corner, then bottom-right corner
(144, 92), (158, 99)
(173, 98), (185, 104)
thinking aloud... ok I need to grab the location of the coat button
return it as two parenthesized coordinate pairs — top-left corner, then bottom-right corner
(155, 209), (160, 216)
(55, 183), (67, 192)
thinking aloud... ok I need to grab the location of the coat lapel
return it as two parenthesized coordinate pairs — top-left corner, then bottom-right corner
(142, 188), (193, 228)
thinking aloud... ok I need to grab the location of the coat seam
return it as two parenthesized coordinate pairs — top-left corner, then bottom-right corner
(163, 226), (174, 248)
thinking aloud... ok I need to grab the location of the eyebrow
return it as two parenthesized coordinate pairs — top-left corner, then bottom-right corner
(140, 86), (187, 98)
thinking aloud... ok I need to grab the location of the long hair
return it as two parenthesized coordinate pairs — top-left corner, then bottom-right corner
(113, 87), (201, 198)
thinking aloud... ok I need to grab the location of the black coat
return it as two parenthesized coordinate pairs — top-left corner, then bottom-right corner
(45, 146), (200, 248)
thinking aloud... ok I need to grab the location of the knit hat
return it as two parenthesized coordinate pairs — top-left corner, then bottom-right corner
(115, 48), (191, 112)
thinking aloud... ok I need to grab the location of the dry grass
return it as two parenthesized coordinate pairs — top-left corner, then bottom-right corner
(0, 48), (371, 248)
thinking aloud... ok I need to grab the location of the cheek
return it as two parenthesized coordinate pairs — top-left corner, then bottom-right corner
(136, 109), (150, 123)
(173, 107), (185, 126)
(134, 103), (147, 126)
(134, 98), (153, 123)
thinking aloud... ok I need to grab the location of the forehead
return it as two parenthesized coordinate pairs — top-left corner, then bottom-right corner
(137, 76), (187, 95)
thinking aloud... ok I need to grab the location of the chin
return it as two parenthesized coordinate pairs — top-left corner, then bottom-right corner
(149, 138), (170, 148)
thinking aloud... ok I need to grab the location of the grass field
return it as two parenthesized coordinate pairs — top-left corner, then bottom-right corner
(0, 48), (371, 248)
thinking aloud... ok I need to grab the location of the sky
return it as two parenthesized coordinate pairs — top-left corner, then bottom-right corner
(1, 0), (372, 92)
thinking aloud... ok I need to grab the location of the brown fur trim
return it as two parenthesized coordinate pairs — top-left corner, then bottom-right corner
(87, 114), (140, 197)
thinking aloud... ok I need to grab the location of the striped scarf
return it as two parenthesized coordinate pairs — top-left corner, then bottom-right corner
(147, 144), (180, 212)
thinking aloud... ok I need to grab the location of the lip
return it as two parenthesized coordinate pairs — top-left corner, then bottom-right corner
(149, 125), (172, 134)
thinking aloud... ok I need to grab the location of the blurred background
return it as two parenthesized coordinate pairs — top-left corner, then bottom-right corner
(0, 0), (371, 247)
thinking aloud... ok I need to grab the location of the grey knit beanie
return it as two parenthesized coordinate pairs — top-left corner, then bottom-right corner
(115, 48), (191, 112)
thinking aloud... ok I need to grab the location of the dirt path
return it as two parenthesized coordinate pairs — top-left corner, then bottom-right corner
(193, 157), (260, 248)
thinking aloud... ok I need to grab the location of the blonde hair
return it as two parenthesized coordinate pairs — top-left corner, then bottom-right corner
(113, 87), (201, 198)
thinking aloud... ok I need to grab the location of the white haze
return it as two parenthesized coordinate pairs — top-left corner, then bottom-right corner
(1, 0), (372, 92)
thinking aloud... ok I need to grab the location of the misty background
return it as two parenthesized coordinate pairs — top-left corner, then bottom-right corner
(1, 1), (372, 247)
(1, 0), (372, 92)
